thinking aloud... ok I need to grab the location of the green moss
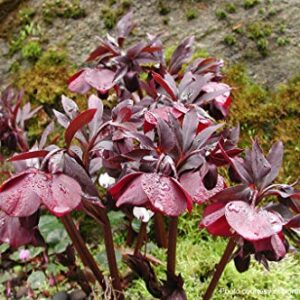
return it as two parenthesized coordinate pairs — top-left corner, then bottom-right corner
(192, 48), (209, 59)
(247, 21), (272, 40)
(121, 0), (132, 9)
(18, 7), (36, 25)
(276, 37), (290, 47)
(223, 34), (237, 46)
(256, 38), (269, 56)
(186, 9), (198, 21)
(101, 2), (128, 30)
(21, 40), (42, 61)
(243, 0), (260, 9)
(42, 0), (86, 24)
(215, 9), (227, 20)
(224, 64), (300, 181)
(225, 3), (236, 13)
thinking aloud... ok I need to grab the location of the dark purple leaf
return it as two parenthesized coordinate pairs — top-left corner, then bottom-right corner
(152, 72), (177, 100)
(116, 11), (135, 46)
(157, 118), (175, 153)
(8, 150), (49, 162)
(65, 109), (96, 147)
(85, 68), (115, 94)
(182, 109), (198, 151)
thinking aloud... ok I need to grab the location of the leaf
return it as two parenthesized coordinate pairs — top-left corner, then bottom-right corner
(262, 141), (284, 188)
(225, 201), (284, 241)
(8, 150), (49, 162)
(152, 72), (177, 100)
(251, 141), (271, 186)
(88, 94), (103, 137)
(192, 123), (224, 150)
(61, 95), (79, 119)
(39, 121), (54, 149)
(169, 36), (194, 75)
(116, 11), (135, 46)
(65, 109), (96, 147)
(27, 271), (46, 290)
(157, 118), (175, 153)
(182, 109), (198, 151)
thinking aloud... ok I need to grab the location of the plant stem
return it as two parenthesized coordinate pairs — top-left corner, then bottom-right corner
(203, 238), (236, 300)
(167, 217), (178, 276)
(134, 222), (147, 256)
(154, 213), (168, 248)
(60, 214), (107, 292)
(99, 210), (124, 300)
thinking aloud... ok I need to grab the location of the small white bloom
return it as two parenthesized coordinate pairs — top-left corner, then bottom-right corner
(98, 173), (116, 188)
(133, 207), (154, 223)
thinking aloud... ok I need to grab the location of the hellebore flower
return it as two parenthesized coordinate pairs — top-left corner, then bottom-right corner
(98, 173), (116, 188)
(133, 207), (154, 223)
(109, 172), (193, 217)
(180, 171), (225, 204)
(19, 249), (31, 261)
(68, 68), (115, 95)
(0, 168), (82, 218)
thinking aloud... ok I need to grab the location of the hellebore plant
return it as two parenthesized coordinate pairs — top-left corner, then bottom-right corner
(1, 12), (300, 300)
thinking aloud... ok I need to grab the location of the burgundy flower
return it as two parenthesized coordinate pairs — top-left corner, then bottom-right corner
(0, 211), (41, 248)
(109, 172), (193, 216)
(200, 200), (287, 259)
(180, 171), (225, 204)
(68, 68), (115, 95)
(0, 168), (82, 217)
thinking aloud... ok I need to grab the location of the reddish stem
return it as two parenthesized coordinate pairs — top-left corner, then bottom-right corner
(134, 222), (147, 256)
(167, 217), (178, 276)
(154, 213), (168, 248)
(203, 238), (236, 300)
(60, 214), (107, 292)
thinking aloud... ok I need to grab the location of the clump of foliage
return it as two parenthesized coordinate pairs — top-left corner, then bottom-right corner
(42, 0), (86, 24)
(215, 9), (227, 20)
(243, 0), (260, 9)
(186, 9), (198, 21)
(21, 40), (42, 61)
(1, 12), (299, 300)
(225, 3), (236, 14)
(223, 34), (237, 46)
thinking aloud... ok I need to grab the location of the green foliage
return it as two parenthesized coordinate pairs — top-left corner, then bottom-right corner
(243, 0), (260, 9)
(21, 40), (42, 61)
(225, 3), (237, 14)
(276, 36), (290, 46)
(247, 21), (272, 40)
(186, 9), (198, 21)
(9, 22), (42, 56)
(223, 34), (237, 46)
(256, 38), (269, 56)
(18, 7), (36, 25)
(39, 215), (71, 254)
(42, 0), (86, 24)
(27, 271), (47, 290)
(101, 1), (129, 30)
(225, 64), (300, 182)
(215, 9), (227, 20)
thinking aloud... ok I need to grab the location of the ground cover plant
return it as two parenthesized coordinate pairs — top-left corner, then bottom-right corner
(0, 12), (300, 299)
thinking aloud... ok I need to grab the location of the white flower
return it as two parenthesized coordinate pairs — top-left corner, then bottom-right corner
(98, 173), (116, 188)
(133, 207), (154, 223)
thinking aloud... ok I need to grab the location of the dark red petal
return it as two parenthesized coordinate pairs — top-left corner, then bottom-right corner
(180, 171), (225, 204)
(68, 69), (91, 94)
(43, 174), (82, 217)
(141, 173), (189, 216)
(115, 175), (148, 208)
(109, 172), (143, 199)
(0, 171), (44, 217)
(0, 211), (36, 248)
(200, 202), (232, 236)
(85, 68), (115, 94)
(225, 201), (284, 241)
